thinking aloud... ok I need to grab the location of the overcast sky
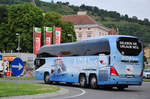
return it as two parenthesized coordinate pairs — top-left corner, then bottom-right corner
(40, 0), (150, 20)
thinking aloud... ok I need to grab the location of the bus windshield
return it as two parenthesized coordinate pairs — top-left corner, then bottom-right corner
(117, 37), (142, 56)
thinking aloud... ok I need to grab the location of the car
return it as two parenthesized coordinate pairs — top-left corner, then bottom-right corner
(143, 69), (150, 79)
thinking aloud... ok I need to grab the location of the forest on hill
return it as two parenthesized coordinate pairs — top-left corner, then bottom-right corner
(39, 1), (150, 46)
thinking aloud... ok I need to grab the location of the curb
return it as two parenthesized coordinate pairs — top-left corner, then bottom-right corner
(1, 87), (69, 99)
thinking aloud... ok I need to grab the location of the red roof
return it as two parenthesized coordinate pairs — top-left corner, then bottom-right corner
(62, 15), (98, 25)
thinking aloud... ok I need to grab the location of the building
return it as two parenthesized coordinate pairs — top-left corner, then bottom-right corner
(62, 11), (118, 41)
(144, 47), (150, 68)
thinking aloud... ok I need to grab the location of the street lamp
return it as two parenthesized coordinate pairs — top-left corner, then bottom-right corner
(16, 33), (21, 53)
(67, 34), (73, 42)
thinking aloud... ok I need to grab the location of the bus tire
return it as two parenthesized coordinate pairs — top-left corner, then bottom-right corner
(117, 85), (127, 90)
(44, 73), (51, 84)
(66, 82), (72, 86)
(79, 74), (87, 88)
(90, 75), (97, 89)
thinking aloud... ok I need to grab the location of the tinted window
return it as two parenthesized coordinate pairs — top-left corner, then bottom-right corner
(38, 38), (110, 57)
(34, 59), (45, 70)
(84, 38), (110, 55)
(117, 37), (142, 56)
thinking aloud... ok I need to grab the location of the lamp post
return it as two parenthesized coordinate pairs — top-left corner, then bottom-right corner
(67, 34), (73, 42)
(16, 33), (21, 53)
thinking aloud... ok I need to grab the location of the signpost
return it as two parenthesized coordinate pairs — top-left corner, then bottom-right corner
(11, 57), (24, 90)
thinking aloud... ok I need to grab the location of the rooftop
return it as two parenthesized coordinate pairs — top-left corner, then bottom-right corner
(62, 15), (99, 25)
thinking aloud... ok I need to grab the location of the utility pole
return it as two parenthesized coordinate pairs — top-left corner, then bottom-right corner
(67, 34), (73, 42)
(16, 33), (21, 53)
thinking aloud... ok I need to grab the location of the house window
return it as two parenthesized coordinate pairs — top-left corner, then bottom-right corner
(87, 32), (92, 37)
(79, 33), (82, 38)
(88, 28), (90, 30)
(99, 32), (101, 36)
(102, 32), (104, 36)
(78, 33), (82, 41)
(79, 28), (82, 30)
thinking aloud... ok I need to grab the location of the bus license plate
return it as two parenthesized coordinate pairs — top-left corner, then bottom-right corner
(125, 74), (134, 78)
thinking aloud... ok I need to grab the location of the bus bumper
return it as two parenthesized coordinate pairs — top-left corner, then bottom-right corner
(98, 76), (143, 86)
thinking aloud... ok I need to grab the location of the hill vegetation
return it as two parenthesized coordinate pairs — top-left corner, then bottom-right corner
(0, 0), (150, 53)
(39, 1), (150, 46)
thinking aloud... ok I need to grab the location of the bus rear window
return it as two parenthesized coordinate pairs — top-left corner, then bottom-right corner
(117, 37), (142, 56)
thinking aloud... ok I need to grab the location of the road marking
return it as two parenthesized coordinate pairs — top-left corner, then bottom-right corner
(64, 88), (86, 99)
(12, 63), (23, 70)
(53, 88), (86, 99)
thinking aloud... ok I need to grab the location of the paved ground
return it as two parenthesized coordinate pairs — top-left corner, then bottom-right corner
(47, 82), (150, 99)
(1, 79), (150, 99)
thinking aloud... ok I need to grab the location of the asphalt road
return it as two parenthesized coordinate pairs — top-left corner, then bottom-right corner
(1, 80), (150, 99)
(49, 82), (150, 99)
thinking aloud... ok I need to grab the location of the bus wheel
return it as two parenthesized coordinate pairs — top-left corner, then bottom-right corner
(90, 75), (97, 89)
(79, 74), (86, 88)
(44, 73), (51, 84)
(66, 82), (72, 86)
(117, 86), (126, 90)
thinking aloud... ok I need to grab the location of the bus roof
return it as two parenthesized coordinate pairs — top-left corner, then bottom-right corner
(37, 35), (139, 57)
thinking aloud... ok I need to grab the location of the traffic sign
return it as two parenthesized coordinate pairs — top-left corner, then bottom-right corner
(0, 55), (2, 60)
(11, 57), (24, 76)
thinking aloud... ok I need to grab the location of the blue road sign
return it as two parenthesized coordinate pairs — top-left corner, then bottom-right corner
(0, 55), (2, 60)
(11, 57), (24, 76)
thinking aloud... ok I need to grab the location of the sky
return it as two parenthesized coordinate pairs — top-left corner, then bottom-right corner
(40, 0), (150, 20)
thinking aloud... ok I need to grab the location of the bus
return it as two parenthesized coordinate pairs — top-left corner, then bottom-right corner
(34, 35), (143, 90)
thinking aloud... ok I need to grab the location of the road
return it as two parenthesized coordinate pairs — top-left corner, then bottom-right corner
(48, 82), (150, 99)
(1, 80), (150, 99)
(25, 80), (150, 99)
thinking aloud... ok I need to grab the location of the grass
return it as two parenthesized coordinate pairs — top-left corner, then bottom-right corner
(0, 81), (59, 97)
(0, 76), (35, 80)
(143, 79), (150, 82)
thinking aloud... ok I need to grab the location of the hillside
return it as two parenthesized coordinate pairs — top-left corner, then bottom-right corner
(39, 1), (150, 46)
(0, 0), (150, 46)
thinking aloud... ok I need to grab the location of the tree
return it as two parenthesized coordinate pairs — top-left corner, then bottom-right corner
(0, 5), (15, 52)
(143, 18), (150, 25)
(132, 16), (138, 23)
(43, 12), (76, 43)
(0, 5), (8, 23)
(43, 12), (62, 26)
(8, 3), (43, 52)
(60, 21), (76, 42)
(123, 14), (129, 21)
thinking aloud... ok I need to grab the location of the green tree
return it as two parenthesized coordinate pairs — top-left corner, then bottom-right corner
(8, 3), (43, 52)
(43, 12), (76, 43)
(43, 12), (62, 26)
(0, 5), (15, 52)
(0, 5), (8, 23)
(60, 21), (76, 42)
(143, 18), (150, 25)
